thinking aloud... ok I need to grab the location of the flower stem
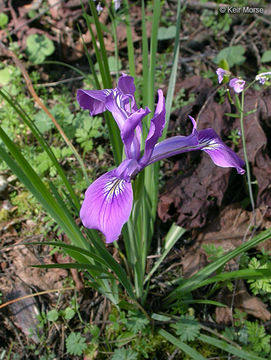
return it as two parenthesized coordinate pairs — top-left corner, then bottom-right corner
(238, 92), (255, 212)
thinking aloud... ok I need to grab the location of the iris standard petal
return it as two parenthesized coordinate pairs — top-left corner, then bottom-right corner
(139, 90), (166, 167)
(80, 170), (133, 243)
(117, 74), (136, 96)
(121, 107), (151, 159)
(198, 129), (245, 174)
(77, 89), (112, 115)
(105, 91), (130, 129)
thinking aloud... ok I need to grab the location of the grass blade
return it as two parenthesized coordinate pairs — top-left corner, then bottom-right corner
(144, 223), (186, 284)
(123, 0), (136, 78)
(166, 227), (271, 303)
(199, 334), (266, 360)
(0, 89), (80, 210)
(163, 0), (183, 139)
(158, 329), (206, 360)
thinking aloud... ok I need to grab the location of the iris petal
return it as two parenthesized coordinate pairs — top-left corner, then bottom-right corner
(77, 89), (112, 115)
(198, 128), (245, 174)
(117, 74), (136, 97)
(121, 107), (150, 159)
(80, 170), (133, 243)
(139, 90), (166, 167)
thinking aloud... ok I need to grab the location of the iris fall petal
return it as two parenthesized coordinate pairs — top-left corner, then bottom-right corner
(80, 170), (133, 243)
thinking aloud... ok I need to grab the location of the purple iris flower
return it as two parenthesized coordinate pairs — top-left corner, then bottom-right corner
(216, 68), (227, 84)
(77, 74), (245, 243)
(229, 78), (246, 93)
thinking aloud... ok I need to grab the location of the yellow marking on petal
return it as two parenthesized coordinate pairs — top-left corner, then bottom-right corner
(104, 177), (125, 202)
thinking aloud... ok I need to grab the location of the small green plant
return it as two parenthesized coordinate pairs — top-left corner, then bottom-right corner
(0, 13), (8, 28)
(247, 256), (271, 295)
(111, 348), (138, 360)
(158, 25), (177, 40)
(202, 243), (225, 262)
(228, 129), (241, 146)
(34, 147), (73, 177)
(214, 45), (246, 68)
(172, 88), (196, 112)
(246, 321), (271, 355)
(75, 116), (104, 154)
(26, 34), (55, 64)
(171, 315), (201, 342)
(201, 9), (232, 38)
(261, 50), (271, 64)
(66, 332), (87, 356)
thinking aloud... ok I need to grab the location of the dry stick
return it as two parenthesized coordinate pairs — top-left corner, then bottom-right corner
(0, 42), (89, 183)
(35, 76), (84, 87)
(0, 286), (77, 310)
(231, 19), (257, 46)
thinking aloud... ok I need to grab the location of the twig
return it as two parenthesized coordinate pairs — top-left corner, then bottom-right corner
(0, 286), (78, 310)
(168, 349), (179, 360)
(232, 19), (257, 45)
(35, 76), (84, 87)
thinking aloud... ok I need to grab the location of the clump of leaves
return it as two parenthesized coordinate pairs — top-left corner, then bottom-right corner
(228, 129), (241, 146)
(214, 45), (246, 68)
(202, 243), (225, 262)
(66, 332), (87, 356)
(224, 309), (271, 357)
(111, 348), (138, 360)
(246, 321), (271, 355)
(34, 147), (73, 177)
(171, 88), (195, 112)
(247, 256), (271, 295)
(0, 12), (8, 28)
(171, 315), (200, 342)
(26, 34), (55, 64)
(75, 116), (104, 154)
(201, 9), (232, 38)
(105, 309), (165, 358)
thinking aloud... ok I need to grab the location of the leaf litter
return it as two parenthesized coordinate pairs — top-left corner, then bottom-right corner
(158, 77), (271, 322)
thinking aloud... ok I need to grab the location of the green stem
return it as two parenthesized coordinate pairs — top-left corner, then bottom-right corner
(238, 92), (255, 212)
(108, 8), (120, 79)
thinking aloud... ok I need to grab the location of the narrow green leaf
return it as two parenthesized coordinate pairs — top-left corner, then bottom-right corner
(27, 241), (136, 300)
(182, 300), (226, 307)
(0, 89), (80, 210)
(198, 268), (271, 288)
(158, 329), (206, 360)
(123, 0), (136, 78)
(163, 0), (183, 139)
(166, 226), (271, 302)
(151, 313), (171, 322)
(245, 109), (257, 116)
(199, 334), (266, 360)
(141, 0), (149, 106)
(225, 113), (240, 118)
(144, 223), (185, 284)
(82, 3), (122, 164)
